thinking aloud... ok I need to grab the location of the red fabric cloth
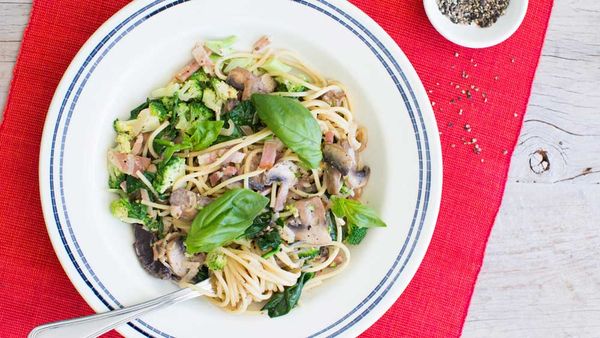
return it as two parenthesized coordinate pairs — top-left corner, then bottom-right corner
(0, 0), (552, 337)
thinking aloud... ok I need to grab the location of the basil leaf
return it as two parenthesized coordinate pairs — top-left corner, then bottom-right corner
(252, 94), (322, 169)
(330, 197), (387, 228)
(262, 272), (314, 318)
(185, 189), (269, 253)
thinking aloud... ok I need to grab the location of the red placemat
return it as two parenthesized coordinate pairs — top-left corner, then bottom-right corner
(0, 0), (552, 337)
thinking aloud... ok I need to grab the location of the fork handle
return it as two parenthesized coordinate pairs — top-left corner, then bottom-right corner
(28, 288), (199, 338)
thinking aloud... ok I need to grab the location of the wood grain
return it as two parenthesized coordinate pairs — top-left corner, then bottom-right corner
(0, 1), (598, 337)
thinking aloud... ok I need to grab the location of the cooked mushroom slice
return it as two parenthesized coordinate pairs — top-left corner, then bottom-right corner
(165, 239), (188, 278)
(133, 224), (171, 279)
(347, 165), (371, 190)
(324, 165), (342, 195)
(323, 143), (354, 176)
(287, 197), (332, 245)
(169, 189), (198, 221)
(321, 89), (346, 107)
(226, 67), (276, 100)
(265, 161), (298, 211)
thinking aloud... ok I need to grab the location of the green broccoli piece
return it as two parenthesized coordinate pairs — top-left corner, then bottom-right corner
(174, 102), (192, 131)
(114, 133), (133, 153)
(110, 198), (148, 223)
(114, 108), (161, 136)
(345, 224), (368, 245)
(178, 79), (203, 102)
(206, 249), (227, 271)
(161, 95), (179, 112)
(152, 157), (186, 194)
(149, 101), (169, 122)
(276, 78), (307, 93)
(151, 82), (180, 99)
(260, 57), (292, 74)
(202, 88), (222, 113)
(108, 163), (126, 189)
(190, 102), (214, 121)
(298, 247), (320, 259)
(211, 78), (238, 101)
(204, 35), (237, 56)
(188, 69), (210, 84)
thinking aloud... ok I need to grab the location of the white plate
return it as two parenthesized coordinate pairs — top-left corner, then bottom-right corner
(424, 0), (528, 48)
(39, 0), (442, 337)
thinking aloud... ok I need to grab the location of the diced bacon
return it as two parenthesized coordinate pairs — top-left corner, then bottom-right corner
(209, 171), (223, 186)
(259, 139), (283, 169)
(324, 131), (335, 144)
(222, 165), (238, 177)
(109, 151), (151, 177)
(176, 60), (201, 82)
(131, 134), (144, 155)
(192, 44), (214, 75)
(253, 35), (271, 52)
(197, 152), (218, 165)
(119, 181), (127, 192)
(226, 151), (246, 164)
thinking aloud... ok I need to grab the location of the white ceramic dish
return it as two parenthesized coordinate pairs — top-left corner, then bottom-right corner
(424, 0), (528, 48)
(38, 0), (442, 337)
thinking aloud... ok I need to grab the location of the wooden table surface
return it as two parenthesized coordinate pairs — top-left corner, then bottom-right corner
(1, 1), (598, 336)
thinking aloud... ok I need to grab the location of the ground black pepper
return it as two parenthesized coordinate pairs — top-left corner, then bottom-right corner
(436, 0), (510, 28)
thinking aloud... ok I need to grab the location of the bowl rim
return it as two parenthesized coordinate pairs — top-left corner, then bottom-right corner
(423, 0), (529, 48)
(38, 0), (443, 337)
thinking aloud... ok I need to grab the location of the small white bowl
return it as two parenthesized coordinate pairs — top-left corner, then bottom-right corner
(424, 0), (528, 48)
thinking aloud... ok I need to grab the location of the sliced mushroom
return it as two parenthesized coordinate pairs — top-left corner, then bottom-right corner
(321, 89), (345, 107)
(165, 239), (188, 278)
(169, 189), (212, 221)
(347, 165), (371, 190)
(265, 161), (298, 211)
(133, 224), (171, 279)
(323, 143), (354, 176)
(286, 197), (332, 245)
(324, 165), (342, 195)
(226, 67), (276, 100)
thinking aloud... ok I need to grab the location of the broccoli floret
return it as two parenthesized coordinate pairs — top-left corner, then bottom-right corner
(298, 247), (320, 259)
(110, 198), (148, 223)
(190, 102), (214, 121)
(152, 157), (186, 194)
(345, 224), (368, 245)
(204, 35), (237, 56)
(206, 249), (227, 271)
(174, 102), (192, 131)
(178, 79), (203, 102)
(114, 133), (133, 153)
(151, 82), (180, 99)
(260, 57), (292, 74)
(224, 58), (252, 73)
(114, 108), (161, 136)
(188, 70), (210, 84)
(161, 95), (178, 112)
(202, 88), (222, 114)
(276, 78), (307, 93)
(149, 101), (169, 122)
(108, 163), (125, 189)
(211, 78), (238, 101)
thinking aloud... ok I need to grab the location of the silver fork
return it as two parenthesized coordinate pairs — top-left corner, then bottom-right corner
(28, 279), (214, 338)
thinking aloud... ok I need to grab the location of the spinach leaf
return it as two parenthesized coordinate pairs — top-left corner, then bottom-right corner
(327, 210), (337, 241)
(130, 100), (149, 119)
(330, 197), (387, 229)
(217, 101), (261, 143)
(244, 211), (273, 239)
(193, 265), (210, 283)
(243, 211), (281, 252)
(262, 272), (315, 318)
(162, 120), (223, 162)
(252, 94), (322, 168)
(185, 189), (269, 253)
(125, 172), (156, 195)
(256, 230), (281, 252)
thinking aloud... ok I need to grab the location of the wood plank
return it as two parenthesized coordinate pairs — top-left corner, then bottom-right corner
(508, 0), (600, 184)
(463, 183), (600, 337)
(0, 3), (31, 42)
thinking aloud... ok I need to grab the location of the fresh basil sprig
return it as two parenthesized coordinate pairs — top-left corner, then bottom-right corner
(331, 197), (387, 229)
(251, 94), (322, 168)
(262, 272), (314, 318)
(185, 189), (269, 253)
